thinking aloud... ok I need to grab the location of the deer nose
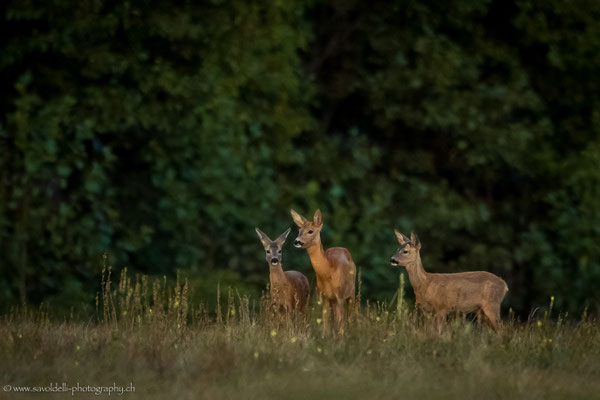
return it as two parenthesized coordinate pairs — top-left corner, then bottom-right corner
(271, 258), (279, 265)
(294, 239), (301, 246)
(390, 257), (398, 264)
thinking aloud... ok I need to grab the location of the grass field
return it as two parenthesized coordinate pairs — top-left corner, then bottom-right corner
(1, 269), (599, 400)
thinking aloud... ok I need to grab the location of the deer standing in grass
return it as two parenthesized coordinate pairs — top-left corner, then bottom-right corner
(290, 209), (356, 334)
(255, 227), (310, 315)
(390, 231), (508, 332)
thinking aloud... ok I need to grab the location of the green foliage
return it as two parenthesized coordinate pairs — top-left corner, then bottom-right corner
(0, 0), (312, 308)
(298, 0), (600, 313)
(1, 0), (599, 314)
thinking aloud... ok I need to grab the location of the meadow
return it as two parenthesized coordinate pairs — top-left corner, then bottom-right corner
(1, 268), (599, 400)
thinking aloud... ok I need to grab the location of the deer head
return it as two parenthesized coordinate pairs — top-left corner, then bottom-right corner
(255, 227), (291, 266)
(390, 230), (421, 266)
(290, 209), (323, 248)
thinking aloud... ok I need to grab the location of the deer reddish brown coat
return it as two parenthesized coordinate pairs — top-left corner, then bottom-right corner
(390, 231), (508, 331)
(255, 227), (310, 313)
(290, 209), (356, 332)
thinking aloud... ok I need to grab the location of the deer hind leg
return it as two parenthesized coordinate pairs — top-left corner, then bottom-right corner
(296, 290), (308, 314)
(298, 294), (308, 315)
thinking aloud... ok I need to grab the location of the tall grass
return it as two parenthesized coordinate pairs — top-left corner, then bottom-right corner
(1, 268), (599, 399)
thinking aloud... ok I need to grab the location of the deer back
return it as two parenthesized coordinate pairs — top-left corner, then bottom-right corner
(420, 271), (508, 313)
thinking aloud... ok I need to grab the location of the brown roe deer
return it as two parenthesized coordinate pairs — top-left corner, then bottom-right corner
(290, 209), (356, 333)
(390, 231), (508, 332)
(255, 227), (310, 314)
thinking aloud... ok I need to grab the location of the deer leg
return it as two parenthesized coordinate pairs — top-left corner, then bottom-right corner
(436, 311), (448, 335)
(318, 295), (325, 336)
(476, 308), (486, 327)
(345, 297), (354, 323)
(327, 299), (337, 334)
(274, 304), (284, 330)
(319, 298), (330, 337)
(482, 304), (502, 332)
(335, 300), (345, 335)
(320, 296), (332, 337)
(284, 303), (292, 327)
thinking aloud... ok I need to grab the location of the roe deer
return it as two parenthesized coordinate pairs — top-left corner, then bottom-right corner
(255, 227), (310, 314)
(390, 231), (508, 332)
(290, 209), (356, 333)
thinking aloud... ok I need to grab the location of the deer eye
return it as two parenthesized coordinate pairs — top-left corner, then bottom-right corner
(308, 230), (313, 234)
(278, 250), (281, 254)
(403, 250), (409, 254)
(266, 250), (270, 254)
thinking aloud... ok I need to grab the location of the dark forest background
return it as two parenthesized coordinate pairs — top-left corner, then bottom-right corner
(1, 0), (599, 316)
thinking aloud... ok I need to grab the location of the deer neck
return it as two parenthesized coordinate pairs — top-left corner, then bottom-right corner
(405, 253), (428, 290)
(305, 237), (331, 278)
(269, 264), (287, 287)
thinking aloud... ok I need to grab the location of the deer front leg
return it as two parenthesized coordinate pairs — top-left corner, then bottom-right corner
(335, 300), (345, 335)
(321, 298), (337, 337)
(318, 294), (328, 337)
(435, 311), (448, 335)
(282, 302), (291, 327)
(481, 303), (502, 333)
(476, 308), (485, 327)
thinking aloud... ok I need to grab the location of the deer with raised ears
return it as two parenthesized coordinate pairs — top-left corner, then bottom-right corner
(255, 227), (310, 314)
(390, 231), (508, 332)
(290, 209), (356, 333)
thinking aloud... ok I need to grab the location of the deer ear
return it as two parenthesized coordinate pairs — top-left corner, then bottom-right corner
(276, 227), (291, 245)
(410, 232), (421, 248)
(313, 209), (323, 227)
(394, 229), (409, 244)
(290, 209), (307, 227)
(255, 227), (272, 247)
